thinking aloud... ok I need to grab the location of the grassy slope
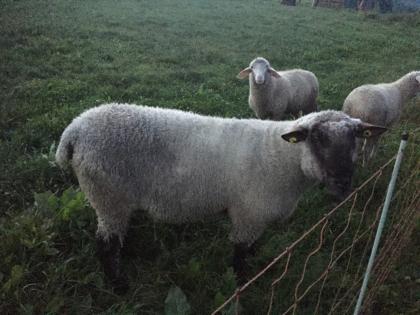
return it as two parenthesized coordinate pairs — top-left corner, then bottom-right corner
(0, 0), (419, 314)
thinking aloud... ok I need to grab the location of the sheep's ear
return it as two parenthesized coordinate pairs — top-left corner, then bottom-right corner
(237, 67), (252, 79)
(355, 123), (387, 138)
(268, 67), (281, 78)
(415, 75), (420, 85)
(281, 129), (308, 143)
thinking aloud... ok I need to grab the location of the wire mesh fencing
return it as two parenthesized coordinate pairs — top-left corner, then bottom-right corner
(212, 133), (419, 315)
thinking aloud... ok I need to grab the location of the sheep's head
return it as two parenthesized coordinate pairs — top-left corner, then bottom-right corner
(281, 111), (387, 200)
(237, 57), (280, 85)
(403, 71), (420, 96)
(414, 72), (420, 94)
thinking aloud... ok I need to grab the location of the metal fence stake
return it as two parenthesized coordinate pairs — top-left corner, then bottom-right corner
(353, 132), (409, 315)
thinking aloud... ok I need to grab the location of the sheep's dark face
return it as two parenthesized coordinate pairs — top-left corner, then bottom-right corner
(308, 122), (357, 200)
(282, 112), (387, 201)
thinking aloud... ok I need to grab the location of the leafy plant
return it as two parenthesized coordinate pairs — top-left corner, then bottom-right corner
(164, 286), (191, 315)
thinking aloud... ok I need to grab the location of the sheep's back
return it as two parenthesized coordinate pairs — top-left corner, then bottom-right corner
(343, 85), (400, 127)
(279, 70), (318, 114)
(67, 104), (284, 222)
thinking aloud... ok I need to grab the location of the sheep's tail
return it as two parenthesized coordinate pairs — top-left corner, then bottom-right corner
(55, 125), (77, 169)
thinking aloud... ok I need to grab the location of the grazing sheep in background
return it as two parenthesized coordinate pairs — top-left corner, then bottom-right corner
(56, 103), (385, 288)
(237, 57), (319, 120)
(343, 71), (420, 164)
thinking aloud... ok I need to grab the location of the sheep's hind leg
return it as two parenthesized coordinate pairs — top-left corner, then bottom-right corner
(95, 208), (132, 293)
(96, 233), (128, 292)
(78, 173), (132, 292)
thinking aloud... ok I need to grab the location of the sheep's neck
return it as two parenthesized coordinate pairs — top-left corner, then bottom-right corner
(263, 125), (311, 193)
(250, 77), (274, 106)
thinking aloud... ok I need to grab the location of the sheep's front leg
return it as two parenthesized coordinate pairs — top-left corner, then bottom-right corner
(260, 111), (274, 120)
(229, 212), (265, 282)
(233, 242), (256, 280)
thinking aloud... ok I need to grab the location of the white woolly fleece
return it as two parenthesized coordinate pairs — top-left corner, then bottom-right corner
(56, 104), (359, 245)
(246, 57), (319, 120)
(342, 71), (420, 161)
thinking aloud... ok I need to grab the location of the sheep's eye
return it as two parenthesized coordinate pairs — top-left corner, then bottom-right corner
(363, 130), (372, 138)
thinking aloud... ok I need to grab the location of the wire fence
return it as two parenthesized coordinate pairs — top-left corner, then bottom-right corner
(212, 133), (419, 315)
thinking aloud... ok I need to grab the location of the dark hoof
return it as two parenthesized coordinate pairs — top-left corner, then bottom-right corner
(248, 244), (257, 257)
(235, 270), (248, 286)
(110, 273), (129, 294)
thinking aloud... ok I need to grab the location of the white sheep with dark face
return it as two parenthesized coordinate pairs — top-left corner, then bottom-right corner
(237, 57), (319, 120)
(343, 71), (420, 164)
(55, 104), (385, 288)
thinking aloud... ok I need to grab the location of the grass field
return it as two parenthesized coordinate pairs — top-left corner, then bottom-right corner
(1, 0), (419, 314)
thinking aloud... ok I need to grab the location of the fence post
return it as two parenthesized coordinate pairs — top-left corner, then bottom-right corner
(353, 132), (409, 315)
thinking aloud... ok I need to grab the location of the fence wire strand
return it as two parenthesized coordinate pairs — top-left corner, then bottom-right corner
(212, 143), (418, 315)
(327, 174), (382, 311)
(267, 250), (292, 315)
(328, 173), (419, 314)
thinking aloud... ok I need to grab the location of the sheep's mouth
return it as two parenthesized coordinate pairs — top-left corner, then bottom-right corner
(325, 182), (352, 202)
(252, 74), (265, 85)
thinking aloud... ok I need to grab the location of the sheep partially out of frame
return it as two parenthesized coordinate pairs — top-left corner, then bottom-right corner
(237, 57), (319, 120)
(343, 71), (420, 165)
(56, 104), (385, 289)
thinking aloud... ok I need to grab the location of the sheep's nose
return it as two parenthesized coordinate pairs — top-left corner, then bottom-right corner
(325, 177), (352, 202)
(255, 75), (265, 84)
(334, 178), (351, 191)
(335, 178), (350, 187)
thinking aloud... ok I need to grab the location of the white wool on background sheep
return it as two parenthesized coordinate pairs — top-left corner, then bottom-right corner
(342, 71), (420, 164)
(237, 57), (319, 120)
(56, 103), (386, 287)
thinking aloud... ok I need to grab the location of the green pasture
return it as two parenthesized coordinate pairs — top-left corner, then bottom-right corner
(1, 0), (419, 314)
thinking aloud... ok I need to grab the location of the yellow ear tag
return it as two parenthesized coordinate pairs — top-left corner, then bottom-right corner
(363, 130), (372, 138)
(289, 136), (297, 143)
